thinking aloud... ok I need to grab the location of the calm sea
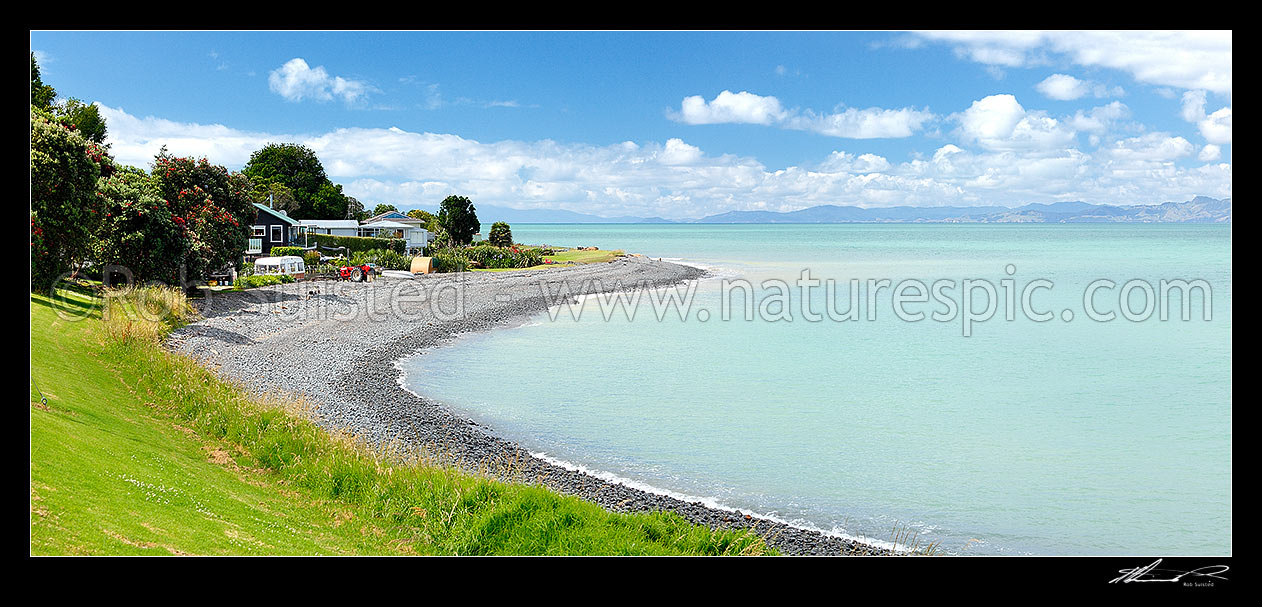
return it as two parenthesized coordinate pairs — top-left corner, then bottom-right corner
(400, 224), (1231, 555)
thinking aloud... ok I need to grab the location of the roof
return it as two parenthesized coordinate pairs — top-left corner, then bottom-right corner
(255, 256), (305, 264)
(299, 219), (361, 229)
(362, 220), (415, 229)
(367, 210), (412, 222)
(253, 203), (301, 226)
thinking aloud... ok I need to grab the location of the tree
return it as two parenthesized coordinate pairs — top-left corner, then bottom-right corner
(31, 55), (109, 145)
(488, 221), (513, 247)
(372, 203), (398, 217)
(56, 98), (107, 144)
(31, 53), (57, 109)
(437, 195), (480, 245)
(93, 166), (185, 284)
(407, 208), (439, 232)
(31, 109), (108, 290)
(251, 180), (300, 215)
(310, 181), (350, 219)
(242, 143), (350, 219)
(346, 196), (366, 220)
(150, 149), (255, 283)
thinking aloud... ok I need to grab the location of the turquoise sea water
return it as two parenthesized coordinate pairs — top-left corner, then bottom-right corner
(400, 224), (1232, 555)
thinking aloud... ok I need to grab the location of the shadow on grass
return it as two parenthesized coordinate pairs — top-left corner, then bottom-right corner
(30, 288), (104, 321)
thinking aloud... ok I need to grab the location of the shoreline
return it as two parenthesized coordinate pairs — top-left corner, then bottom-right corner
(168, 257), (892, 555)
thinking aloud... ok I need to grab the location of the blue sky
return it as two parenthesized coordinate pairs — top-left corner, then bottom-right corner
(31, 30), (1231, 219)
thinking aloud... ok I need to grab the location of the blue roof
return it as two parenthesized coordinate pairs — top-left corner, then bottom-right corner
(367, 210), (414, 222)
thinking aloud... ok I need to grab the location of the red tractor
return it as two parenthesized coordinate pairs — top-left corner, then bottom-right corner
(337, 263), (378, 282)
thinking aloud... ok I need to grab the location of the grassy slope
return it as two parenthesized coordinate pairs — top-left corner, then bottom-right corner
(30, 287), (770, 556)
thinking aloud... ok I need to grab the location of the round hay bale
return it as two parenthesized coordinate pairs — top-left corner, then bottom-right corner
(410, 256), (435, 274)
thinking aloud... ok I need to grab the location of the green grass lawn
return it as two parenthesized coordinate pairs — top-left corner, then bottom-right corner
(30, 285), (770, 556)
(471, 247), (625, 272)
(545, 248), (624, 265)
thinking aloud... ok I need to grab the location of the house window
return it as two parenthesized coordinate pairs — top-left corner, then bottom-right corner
(252, 225), (265, 237)
(271, 225), (282, 243)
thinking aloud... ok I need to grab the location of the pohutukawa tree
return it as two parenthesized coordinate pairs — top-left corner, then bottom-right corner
(93, 166), (184, 285)
(149, 149), (255, 285)
(30, 109), (110, 290)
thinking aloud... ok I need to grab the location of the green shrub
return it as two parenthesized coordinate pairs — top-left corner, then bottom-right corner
(430, 250), (469, 273)
(232, 273), (295, 289)
(488, 221), (513, 247)
(465, 244), (542, 269)
(269, 246), (307, 258)
(370, 249), (410, 271)
(346, 248), (410, 271)
(307, 233), (405, 255)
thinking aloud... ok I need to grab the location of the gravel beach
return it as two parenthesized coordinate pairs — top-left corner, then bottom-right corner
(167, 256), (889, 555)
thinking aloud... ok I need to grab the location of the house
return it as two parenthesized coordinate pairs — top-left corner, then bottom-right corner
(360, 220), (430, 250)
(248, 203), (302, 256)
(365, 210), (422, 226)
(297, 219), (361, 237)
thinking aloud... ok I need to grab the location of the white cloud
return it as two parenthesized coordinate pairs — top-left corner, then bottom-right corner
(657, 138), (704, 165)
(817, 151), (892, 173)
(1036, 74), (1090, 100)
(672, 90), (933, 139)
(958, 94), (1026, 140)
(1199, 107), (1232, 145)
(956, 94), (1076, 151)
(96, 104), (1231, 218)
(1180, 90), (1207, 122)
(1068, 101), (1130, 133)
(915, 31), (1232, 94)
(1180, 89), (1232, 144)
(673, 90), (788, 125)
(1199, 144), (1222, 162)
(1036, 73), (1124, 101)
(268, 58), (373, 104)
(95, 104), (288, 169)
(784, 106), (934, 138)
(1099, 132), (1194, 164)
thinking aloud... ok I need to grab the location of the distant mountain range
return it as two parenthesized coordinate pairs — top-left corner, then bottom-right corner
(691, 196), (1232, 224)
(414, 197), (1231, 225)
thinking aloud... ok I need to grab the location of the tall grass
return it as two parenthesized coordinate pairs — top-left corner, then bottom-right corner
(102, 285), (198, 345)
(888, 522), (943, 556)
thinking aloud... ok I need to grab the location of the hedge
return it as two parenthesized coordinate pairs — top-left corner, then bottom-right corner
(306, 233), (405, 255)
(268, 246), (308, 258)
(234, 274), (296, 289)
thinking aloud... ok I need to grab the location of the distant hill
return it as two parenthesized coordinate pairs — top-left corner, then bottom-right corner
(693, 197), (1231, 224)
(397, 197), (1230, 225)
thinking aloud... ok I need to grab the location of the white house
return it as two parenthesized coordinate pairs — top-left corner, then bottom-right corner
(359, 220), (431, 249)
(298, 219), (361, 237)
